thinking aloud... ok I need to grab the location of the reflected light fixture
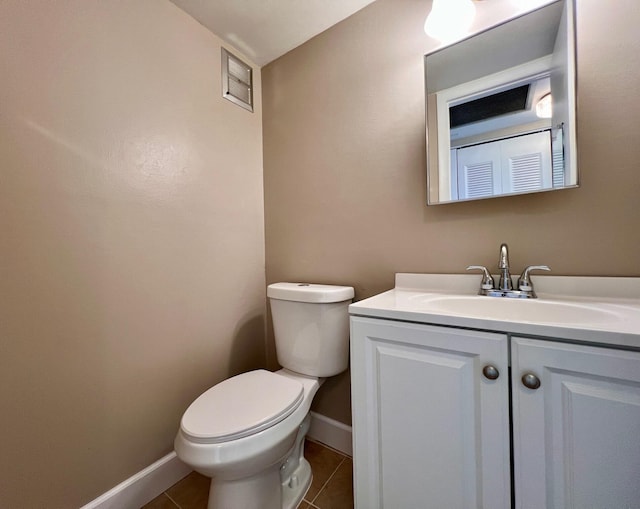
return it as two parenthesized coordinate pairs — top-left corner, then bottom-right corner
(536, 93), (553, 118)
(424, 0), (476, 43)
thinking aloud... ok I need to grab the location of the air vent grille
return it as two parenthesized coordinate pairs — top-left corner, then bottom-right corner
(450, 85), (530, 128)
(222, 48), (253, 112)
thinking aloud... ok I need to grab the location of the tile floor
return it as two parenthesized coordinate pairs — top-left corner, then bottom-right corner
(142, 439), (353, 509)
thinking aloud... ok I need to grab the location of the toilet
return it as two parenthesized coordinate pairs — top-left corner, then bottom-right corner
(174, 282), (354, 509)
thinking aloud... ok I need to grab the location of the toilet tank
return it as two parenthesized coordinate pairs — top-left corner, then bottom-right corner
(267, 283), (354, 377)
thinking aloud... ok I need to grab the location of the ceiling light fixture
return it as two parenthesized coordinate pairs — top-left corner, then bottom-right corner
(424, 0), (476, 43)
(536, 93), (553, 118)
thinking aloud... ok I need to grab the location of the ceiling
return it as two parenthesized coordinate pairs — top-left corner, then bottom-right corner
(170, 0), (378, 66)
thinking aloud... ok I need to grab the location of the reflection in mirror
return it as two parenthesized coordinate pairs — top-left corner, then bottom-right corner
(425, 0), (577, 204)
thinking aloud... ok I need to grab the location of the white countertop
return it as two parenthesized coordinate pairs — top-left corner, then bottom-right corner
(349, 274), (640, 349)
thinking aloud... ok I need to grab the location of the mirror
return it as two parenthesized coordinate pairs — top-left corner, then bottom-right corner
(425, 0), (577, 204)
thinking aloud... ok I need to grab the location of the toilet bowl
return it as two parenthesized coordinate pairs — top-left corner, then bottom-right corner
(174, 283), (354, 509)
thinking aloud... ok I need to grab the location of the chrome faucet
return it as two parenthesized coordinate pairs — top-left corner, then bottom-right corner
(497, 243), (513, 291)
(467, 243), (551, 298)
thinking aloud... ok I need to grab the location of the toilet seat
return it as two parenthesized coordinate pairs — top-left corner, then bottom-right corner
(180, 370), (304, 444)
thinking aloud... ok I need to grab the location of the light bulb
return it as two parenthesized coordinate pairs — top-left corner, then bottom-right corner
(536, 93), (552, 118)
(424, 0), (476, 43)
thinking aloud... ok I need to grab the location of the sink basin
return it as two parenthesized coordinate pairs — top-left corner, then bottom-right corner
(408, 294), (623, 326)
(349, 274), (640, 345)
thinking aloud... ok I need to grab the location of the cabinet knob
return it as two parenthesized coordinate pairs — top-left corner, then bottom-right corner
(521, 373), (541, 390)
(482, 365), (500, 380)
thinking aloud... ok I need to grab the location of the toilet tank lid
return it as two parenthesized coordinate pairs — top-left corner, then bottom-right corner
(267, 283), (354, 303)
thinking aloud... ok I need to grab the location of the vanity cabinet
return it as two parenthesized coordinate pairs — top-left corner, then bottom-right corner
(350, 317), (511, 509)
(512, 337), (640, 509)
(351, 317), (640, 509)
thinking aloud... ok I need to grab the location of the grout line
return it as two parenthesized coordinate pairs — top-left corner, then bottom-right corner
(163, 491), (182, 509)
(302, 497), (321, 508)
(309, 456), (347, 505)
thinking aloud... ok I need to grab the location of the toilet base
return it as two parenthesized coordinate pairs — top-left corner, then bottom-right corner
(207, 458), (312, 509)
(282, 458), (312, 509)
(280, 412), (312, 508)
(208, 465), (281, 509)
(206, 414), (313, 509)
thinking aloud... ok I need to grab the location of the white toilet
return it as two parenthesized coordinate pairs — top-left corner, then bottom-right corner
(174, 282), (354, 509)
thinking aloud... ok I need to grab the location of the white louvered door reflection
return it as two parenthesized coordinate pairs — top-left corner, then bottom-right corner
(455, 130), (553, 199)
(501, 131), (552, 193)
(456, 141), (501, 199)
(552, 127), (565, 187)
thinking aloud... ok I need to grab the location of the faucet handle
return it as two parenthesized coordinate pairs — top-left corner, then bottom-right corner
(518, 265), (551, 292)
(466, 265), (495, 291)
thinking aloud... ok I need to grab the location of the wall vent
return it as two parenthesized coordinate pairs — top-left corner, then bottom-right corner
(221, 48), (253, 112)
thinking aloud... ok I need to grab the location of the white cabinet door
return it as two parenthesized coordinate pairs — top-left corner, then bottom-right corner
(512, 337), (640, 509)
(350, 317), (510, 509)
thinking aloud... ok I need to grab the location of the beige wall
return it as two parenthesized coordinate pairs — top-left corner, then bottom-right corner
(263, 0), (640, 425)
(0, 1), (265, 508)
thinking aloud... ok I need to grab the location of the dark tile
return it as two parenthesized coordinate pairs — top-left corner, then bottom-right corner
(141, 493), (179, 509)
(313, 458), (354, 509)
(298, 502), (314, 509)
(304, 439), (346, 501)
(166, 471), (210, 509)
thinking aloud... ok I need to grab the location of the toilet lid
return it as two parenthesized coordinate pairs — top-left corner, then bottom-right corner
(180, 370), (304, 444)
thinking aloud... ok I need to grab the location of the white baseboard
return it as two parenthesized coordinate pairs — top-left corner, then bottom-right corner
(307, 411), (353, 457)
(80, 413), (350, 509)
(79, 452), (192, 509)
